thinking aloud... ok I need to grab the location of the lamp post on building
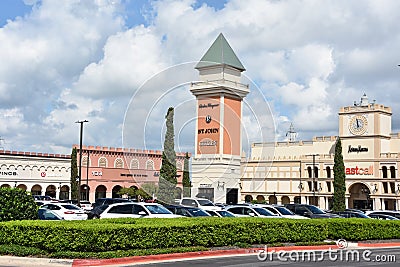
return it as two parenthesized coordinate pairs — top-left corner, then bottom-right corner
(76, 120), (88, 206)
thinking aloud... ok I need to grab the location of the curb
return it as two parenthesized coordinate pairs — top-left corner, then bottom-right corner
(71, 244), (338, 267)
(2, 242), (400, 267)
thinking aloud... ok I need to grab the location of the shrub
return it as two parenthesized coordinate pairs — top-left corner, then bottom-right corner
(0, 188), (38, 221)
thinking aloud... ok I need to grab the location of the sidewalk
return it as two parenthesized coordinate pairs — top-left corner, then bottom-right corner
(1, 241), (400, 267)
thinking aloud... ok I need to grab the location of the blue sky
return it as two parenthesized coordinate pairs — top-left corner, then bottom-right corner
(0, 0), (400, 155)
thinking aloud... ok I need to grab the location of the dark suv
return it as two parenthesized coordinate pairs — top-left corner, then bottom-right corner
(92, 198), (133, 209)
(284, 204), (341, 218)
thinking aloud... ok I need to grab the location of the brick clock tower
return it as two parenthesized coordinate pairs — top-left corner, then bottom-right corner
(190, 34), (249, 204)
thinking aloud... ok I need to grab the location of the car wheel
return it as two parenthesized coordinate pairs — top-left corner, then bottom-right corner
(93, 215), (100, 219)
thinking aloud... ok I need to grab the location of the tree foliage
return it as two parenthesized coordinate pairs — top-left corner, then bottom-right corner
(158, 107), (177, 203)
(0, 188), (38, 221)
(182, 152), (191, 197)
(70, 147), (78, 200)
(333, 138), (346, 212)
(118, 187), (151, 200)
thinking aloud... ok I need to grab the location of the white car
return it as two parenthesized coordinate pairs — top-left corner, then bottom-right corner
(254, 204), (309, 219)
(99, 202), (181, 219)
(40, 203), (88, 220)
(79, 201), (92, 212)
(179, 198), (221, 211)
(224, 205), (280, 218)
(206, 210), (236, 217)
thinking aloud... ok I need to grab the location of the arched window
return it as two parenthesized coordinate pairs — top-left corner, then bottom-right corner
(382, 166), (388, 178)
(307, 166), (312, 178)
(146, 160), (154, 170)
(390, 166), (396, 178)
(82, 156), (89, 167)
(326, 166), (331, 178)
(115, 158), (123, 168)
(99, 157), (107, 168)
(176, 161), (183, 171)
(314, 167), (319, 178)
(130, 159), (139, 169)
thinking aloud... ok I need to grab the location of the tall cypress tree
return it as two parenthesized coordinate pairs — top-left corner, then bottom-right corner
(333, 138), (346, 211)
(70, 147), (78, 200)
(158, 107), (177, 203)
(182, 152), (191, 197)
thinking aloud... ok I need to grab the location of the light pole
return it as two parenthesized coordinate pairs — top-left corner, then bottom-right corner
(76, 120), (88, 206)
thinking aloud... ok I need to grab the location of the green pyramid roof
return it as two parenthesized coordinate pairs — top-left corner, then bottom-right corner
(196, 33), (245, 71)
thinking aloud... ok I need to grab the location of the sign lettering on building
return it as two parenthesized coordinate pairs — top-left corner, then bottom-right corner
(199, 103), (219, 109)
(345, 165), (373, 175)
(92, 171), (103, 176)
(198, 128), (219, 134)
(199, 140), (217, 146)
(0, 171), (17, 176)
(200, 184), (212, 188)
(348, 145), (368, 153)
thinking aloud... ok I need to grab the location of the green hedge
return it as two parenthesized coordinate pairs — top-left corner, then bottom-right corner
(1, 218), (400, 254)
(0, 188), (38, 221)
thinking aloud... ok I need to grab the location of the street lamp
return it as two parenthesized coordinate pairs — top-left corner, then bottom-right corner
(76, 120), (88, 206)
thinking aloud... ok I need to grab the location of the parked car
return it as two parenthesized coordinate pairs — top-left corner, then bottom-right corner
(99, 202), (181, 218)
(179, 198), (221, 211)
(284, 204), (342, 218)
(87, 204), (110, 219)
(368, 213), (399, 220)
(33, 195), (53, 201)
(40, 203), (88, 220)
(364, 210), (400, 219)
(79, 201), (92, 211)
(38, 208), (64, 220)
(224, 205), (279, 218)
(332, 211), (371, 219)
(254, 204), (309, 219)
(92, 198), (134, 208)
(206, 210), (236, 217)
(164, 205), (211, 217)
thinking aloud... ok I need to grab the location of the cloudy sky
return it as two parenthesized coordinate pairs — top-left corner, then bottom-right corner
(0, 0), (400, 156)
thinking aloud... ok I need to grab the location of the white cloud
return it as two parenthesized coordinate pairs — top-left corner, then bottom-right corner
(1, 0), (400, 154)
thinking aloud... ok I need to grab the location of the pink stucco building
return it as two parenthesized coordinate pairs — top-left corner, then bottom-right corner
(74, 145), (188, 203)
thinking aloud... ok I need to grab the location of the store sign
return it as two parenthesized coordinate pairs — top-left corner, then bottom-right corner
(348, 145), (368, 153)
(92, 171), (103, 176)
(198, 128), (219, 134)
(199, 140), (217, 146)
(345, 165), (373, 175)
(200, 184), (212, 188)
(0, 171), (17, 176)
(199, 103), (219, 109)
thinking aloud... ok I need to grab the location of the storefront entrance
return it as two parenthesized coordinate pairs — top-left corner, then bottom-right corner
(226, 188), (238, 204)
(349, 183), (372, 210)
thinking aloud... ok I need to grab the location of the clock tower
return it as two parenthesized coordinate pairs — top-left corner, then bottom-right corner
(190, 33), (249, 204)
(339, 93), (392, 161)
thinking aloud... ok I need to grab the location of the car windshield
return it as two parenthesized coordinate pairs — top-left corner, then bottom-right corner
(61, 204), (81, 210)
(307, 205), (325, 214)
(144, 205), (172, 214)
(275, 206), (295, 215)
(197, 200), (214, 206)
(187, 208), (210, 217)
(253, 208), (275, 216)
(216, 210), (235, 217)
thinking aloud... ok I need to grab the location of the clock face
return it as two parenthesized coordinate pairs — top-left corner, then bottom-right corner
(349, 115), (368, 135)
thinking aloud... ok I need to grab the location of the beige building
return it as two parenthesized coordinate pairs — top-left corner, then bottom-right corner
(241, 94), (400, 210)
